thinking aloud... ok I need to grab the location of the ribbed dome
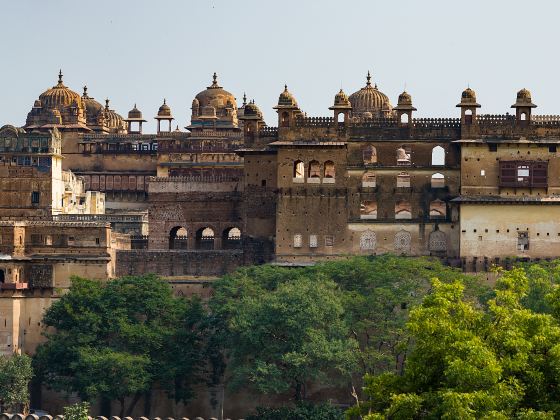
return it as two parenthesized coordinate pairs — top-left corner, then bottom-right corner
(349, 72), (392, 118)
(277, 84), (298, 108)
(39, 71), (83, 109)
(104, 99), (125, 130)
(82, 86), (105, 124)
(157, 99), (172, 117)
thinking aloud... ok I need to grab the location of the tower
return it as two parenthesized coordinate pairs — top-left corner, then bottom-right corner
(155, 99), (174, 133)
(511, 88), (537, 126)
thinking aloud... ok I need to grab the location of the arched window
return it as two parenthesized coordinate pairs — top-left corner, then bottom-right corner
(431, 146), (445, 166)
(400, 113), (409, 124)
(308, 160), (321, 178)
(394, 230), (412, 254)
(362, 145), (377, 164)
(360, 201), (377, 219)
(223, 227), (242, 249)
(293, 160), (305, 181)
(169, 226), (188, 250)
(196, 227), (215, 250)
(281, 112), (290, 127)
(362, 172), (376, 187)
(395, 200), (412, 219)
(429, 200), (446, 218)
(397, 172), (410, 188)
(337, 112), (345, 123)
(324, 161), (335, 179)
(396, 145), (411, 165)
(521, 112), (527, 121)
(431, 173), (445, 188)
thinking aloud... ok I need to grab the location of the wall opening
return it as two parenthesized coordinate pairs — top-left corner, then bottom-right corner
(223, 227), (242, 250)
(196, 227), (215, 250)
(324, 161), (335, 178)
(362, 145), (377, 164)
(431, 146), (445, 166)
(169, 226), (188, 250)
(431, 173), (445, 188)
(308, 160), (321, 178)
(293, 160), (305, 179)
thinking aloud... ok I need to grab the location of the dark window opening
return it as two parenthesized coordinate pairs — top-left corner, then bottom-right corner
(31, 191), (40, 204)
(488, 144), (497, 152)
(550, 145), (557, 153)
(518, 232), (529, 251)
(499, 161), (548, 188)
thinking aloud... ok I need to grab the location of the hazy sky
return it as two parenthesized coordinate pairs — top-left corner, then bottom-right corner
(1, 0), (559, 132)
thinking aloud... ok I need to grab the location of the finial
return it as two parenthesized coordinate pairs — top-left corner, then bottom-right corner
(242, 92), (247, 106)
(284, 84), (288, 91)
(83, 86), (88, 97)
(374, 83), (378, 90)
(105, 98), (110, 110)
(212, 72), (218, 86)
(58, 69), (63, 84)
(163, 98), (167, 105)
(366, 71), (371, 87)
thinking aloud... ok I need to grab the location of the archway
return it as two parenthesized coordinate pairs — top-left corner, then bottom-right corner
(196, 227), (215, 250)
(0, 269), (4, 284)
(431, 146), (445, 166)
(169, 226), (188, 250)
(223, 227), (242, 250)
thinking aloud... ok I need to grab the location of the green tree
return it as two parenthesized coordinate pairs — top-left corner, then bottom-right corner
(63, 401), (90, 420)
(212, 272), (358, 400)
(34, 275), (207, 416)
(351, 267), (560, 418)
(0, 353), (33, 413)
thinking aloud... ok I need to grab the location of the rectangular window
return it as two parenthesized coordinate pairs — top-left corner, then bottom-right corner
(293, 234), (302, 248)
(517, 232), (529, 251)
(309, 235), (318, 248)
(488, 144), (497, 152)
(550, 145), (557, 153)
(95, 238), (100, 246)
(500, 161), (548, 188)
(31, 191), (40, 204)
(68, 236), (75, 246)
(325, 235), (334, 247)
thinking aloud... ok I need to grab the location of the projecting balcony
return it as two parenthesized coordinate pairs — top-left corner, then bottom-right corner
(0, 282), (29, 290)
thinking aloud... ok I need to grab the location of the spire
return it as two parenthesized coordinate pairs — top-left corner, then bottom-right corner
(284, 84), (288, 92)
(58, 69), (64, 85)
(82, 86), (88, 98)
(242, 92), (247, 107)
(212, 72), (218, 87)
(163, 98), (167, 105)
(366, 71), (371, 87)
(105, 98), (110, 111)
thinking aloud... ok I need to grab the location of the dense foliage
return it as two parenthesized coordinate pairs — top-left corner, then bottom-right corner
(246, 402), (344, 420)
(209, 255), (486, 401)
(63, 401), (90, 420)
(34, 275), (207, 416)
(0, 353), (33, 412)
(350, 266), (560, 419)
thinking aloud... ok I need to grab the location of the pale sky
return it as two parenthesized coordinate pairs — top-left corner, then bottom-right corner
(1, 0), (558, 132)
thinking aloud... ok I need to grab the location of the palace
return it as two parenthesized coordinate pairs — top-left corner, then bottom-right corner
(1, 69), (560, 353)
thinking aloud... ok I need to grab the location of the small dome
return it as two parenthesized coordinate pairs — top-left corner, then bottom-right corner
(511, 88), (537, 108)
(348, 72), (393, 118)
(192, 98), (199, 108)
(82, 86), (105, 125)
(334, 89), (350, 106)
(157, 99), (172, 117)
(128, 104), (143, 119)
(277, 85), (298, 108)
(456, 87), (481, 108)
(394, 90), (417, 112)
(104, 99), (125, 131)
(398, 91), (412, 105)
(39, 70), (83, 110)
(243, 100), (263, 118)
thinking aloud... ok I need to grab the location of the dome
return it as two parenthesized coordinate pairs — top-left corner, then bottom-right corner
(243, 100), (263, 119)
(194, 73), (237, 112)
(82, 86), (105, 123)
(157, 99), (172, 117)
(348, 72), (393, 118)
(276, 84), (298, 108)
(104, 99), (126, 131)
(128, 104), (143, 120)
(189, 73), (238, 128)
(456, 87), (481, 108)
(334, 89), (351, 107)
(39, 70), (83, 110)
(511, 88), (537, 108)
(394, 90), (417, 112)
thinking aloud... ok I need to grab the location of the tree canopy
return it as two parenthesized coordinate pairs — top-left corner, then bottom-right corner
(351, 267), (560, 419)
(0, 353), (33, 413)
(34, 274), (207, 416)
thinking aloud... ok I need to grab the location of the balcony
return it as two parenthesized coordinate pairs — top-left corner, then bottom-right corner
(0, 283), (29, 290)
